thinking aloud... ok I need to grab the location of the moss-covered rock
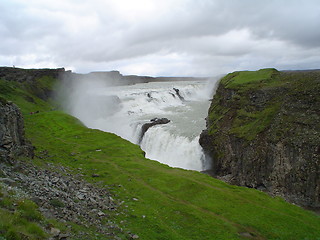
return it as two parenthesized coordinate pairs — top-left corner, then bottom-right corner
(200, 69), (320, 209)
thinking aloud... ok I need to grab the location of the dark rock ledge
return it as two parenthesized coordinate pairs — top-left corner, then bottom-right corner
(139, 118), (170, 143)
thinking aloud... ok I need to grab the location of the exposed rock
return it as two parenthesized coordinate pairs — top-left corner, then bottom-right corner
(58, 233), (69, 240)
(239, 232), (254, 238)
(0, 160), (130, 239)
(139, 118), (170, 143)
(0, 177), (16, 186)
(0, 98), (34, 163)
(200, 69), (320, 209)
(97, 211), (106, 217)
(173, 88), (185, 101)
(50, 227), (61, 237)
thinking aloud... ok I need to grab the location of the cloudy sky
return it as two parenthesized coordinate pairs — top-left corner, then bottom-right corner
(1, 0), (320, 76)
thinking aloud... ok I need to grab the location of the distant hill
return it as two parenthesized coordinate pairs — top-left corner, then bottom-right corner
(65, 70), (208, 86)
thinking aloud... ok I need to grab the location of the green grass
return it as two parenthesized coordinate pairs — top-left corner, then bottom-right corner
(23, 110), (320, 240)
(0, 187), (47, 240)
(230, 103), (280, 140)
(0, 77), (53, 114)
(221, 68), (278, 90)
(209, 69), (320, 142)
(17, 200), (43, 221)
(1, 70), (320, 239)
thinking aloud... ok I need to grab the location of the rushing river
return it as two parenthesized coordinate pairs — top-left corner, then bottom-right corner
(65, 79), (217, 171)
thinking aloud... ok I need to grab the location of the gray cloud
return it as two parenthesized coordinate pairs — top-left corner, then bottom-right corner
(0, 0), (320, 76)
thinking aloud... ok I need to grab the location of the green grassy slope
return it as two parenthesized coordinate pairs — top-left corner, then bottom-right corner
(25, 111), (320, 240)
(0, 188), (48, 240)
(1, 71), (320, 239)
(220, 68), (278, 89)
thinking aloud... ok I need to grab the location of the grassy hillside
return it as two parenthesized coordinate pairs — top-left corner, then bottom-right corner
(1, 69), (320, 239)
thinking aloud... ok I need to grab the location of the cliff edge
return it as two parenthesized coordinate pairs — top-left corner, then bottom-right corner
(199, 68), (320, 209)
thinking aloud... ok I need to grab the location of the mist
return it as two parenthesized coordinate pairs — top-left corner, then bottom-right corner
(60, 75), (119, 127)
(58, 71), (219, 171)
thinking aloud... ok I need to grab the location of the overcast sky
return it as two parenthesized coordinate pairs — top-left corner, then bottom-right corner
(1, 0), (320, 76)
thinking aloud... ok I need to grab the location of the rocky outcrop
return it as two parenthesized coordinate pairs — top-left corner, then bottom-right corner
(199, 69), (320, 209)
(173, 88), (185, 101)
(139, 118), (170, 143)
(0, 98), (33, 163)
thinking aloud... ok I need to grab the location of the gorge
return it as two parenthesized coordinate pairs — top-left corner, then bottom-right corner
(0, 67), (319, 239)
(61, 68), (320, 209)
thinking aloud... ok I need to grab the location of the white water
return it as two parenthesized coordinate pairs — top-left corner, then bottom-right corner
(64, 78), (217, 171)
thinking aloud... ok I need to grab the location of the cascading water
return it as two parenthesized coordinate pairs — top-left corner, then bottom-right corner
(64, 78), (217, 171)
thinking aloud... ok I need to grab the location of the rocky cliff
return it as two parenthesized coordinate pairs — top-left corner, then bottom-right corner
(0, 97), (33, 163)
(0, 67), (66, 163)
(199, 68), (320, 209)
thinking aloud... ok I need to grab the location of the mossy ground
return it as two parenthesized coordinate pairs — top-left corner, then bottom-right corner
(0, 185), (47, 240)
(1, 72), (320, 239)
(209, 69), (320, 141)
(220, 68), (278, 90)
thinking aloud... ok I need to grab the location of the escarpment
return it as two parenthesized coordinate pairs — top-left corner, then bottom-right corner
(199, 69), (320, 208)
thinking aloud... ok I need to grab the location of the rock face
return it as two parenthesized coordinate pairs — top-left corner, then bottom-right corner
(0, 98), (33, 163)
(173, 88), (185, 101)
(199, 69), (320, 209)
(139, 118), (170, 143)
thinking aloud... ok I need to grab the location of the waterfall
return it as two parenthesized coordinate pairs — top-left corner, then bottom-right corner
(63, 79), (217, 171)
(140, 126), (206, 170)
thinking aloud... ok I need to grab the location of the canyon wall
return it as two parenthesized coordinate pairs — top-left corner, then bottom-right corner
(200, 69), (320, 208)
